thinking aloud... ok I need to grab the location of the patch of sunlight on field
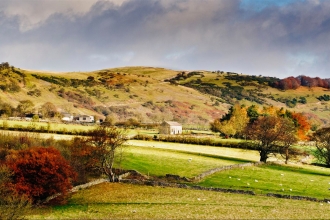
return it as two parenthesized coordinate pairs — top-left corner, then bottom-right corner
(0, 120), (95, 132)
(127, 140), (260, 161)
(199, 164), (330, 199)
(118, 146), (242, 177)
(28, 183), (330, 219)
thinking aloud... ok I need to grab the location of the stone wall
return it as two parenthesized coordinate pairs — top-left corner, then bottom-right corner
(194, 162), (264, 181)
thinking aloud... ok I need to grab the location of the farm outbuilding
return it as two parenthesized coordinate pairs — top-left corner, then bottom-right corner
(159, 121), (182, 135)
(61, 113), (73, 122)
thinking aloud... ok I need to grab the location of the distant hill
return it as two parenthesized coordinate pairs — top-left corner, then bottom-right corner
(0, 63), (329, 128)
(167, 71), (330, 127)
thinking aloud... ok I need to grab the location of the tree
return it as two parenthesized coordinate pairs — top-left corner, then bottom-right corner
(0, 165), (31, 220)
(0, 102), (14, 117)
(104, 114), (117, 126)
(68, 137), (105, 184)
(279, 121), (299, 164)
(244, 116), (298, 162)
(291, 112), (311, 140)
(5, 147), (76, 204)
(40, 102), (57, 118)
(16, 100), (34, 117)
(211, 104), (249, 138)
(312, 127), (330, 167)
(247, 105), (259, 122)
(87, 126), (128, 182)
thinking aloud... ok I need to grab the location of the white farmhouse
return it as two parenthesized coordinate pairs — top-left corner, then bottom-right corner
(74, 115), (94, 123)
(159, 121), (182, 135)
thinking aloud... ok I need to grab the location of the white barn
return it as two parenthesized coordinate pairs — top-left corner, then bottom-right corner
(159, 121), (182, 135)
(61, 113), (73, 122)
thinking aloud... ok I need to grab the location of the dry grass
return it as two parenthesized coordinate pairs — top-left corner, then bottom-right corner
(28, 182), (330, 219)
(127, 140), (260, 161)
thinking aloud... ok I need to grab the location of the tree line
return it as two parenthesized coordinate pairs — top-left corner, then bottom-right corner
(210, 104), (312, 163)
(272, 75), (330, 90)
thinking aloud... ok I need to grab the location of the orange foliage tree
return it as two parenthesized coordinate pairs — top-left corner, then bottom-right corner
(291, 112), (311, 140)
(5, 147), (76, 203)
(244, 116), (297, 162)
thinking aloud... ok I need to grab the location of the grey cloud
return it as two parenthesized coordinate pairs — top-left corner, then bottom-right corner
(0, 0), (330, 78)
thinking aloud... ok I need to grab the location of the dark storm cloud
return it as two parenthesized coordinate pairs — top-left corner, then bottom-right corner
(0, 0), (329, 78)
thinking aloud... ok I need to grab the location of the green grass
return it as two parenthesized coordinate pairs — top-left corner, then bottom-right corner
(118, 146), (245, 177)
(198, 163), (330, 199)
(27, 182), (330, 219)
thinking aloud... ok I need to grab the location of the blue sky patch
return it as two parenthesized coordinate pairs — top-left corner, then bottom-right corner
(240, 0), (305, 11)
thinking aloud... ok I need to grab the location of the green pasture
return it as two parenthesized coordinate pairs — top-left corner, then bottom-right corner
(118, 146), (246, 178)
(198, 163), (330, 199)
(28, 182), (330, 219)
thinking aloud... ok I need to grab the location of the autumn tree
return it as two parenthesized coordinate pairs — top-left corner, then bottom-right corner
(5, 147), (76, 204)
(290, 112), (311, 140)
(244, 116), (298, 162)
(211, 104), (249, 138)
(68, 137), (106, 184)
(312, 127), (330, 167)
(87, 126), (128, 182)
(279, 121), (299, 164)
(0, 165), (31, 220)
(40, 102), (58, 118)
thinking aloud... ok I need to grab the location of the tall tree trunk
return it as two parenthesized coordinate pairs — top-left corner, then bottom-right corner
(108, 169), (116, 182)
(285, 148), (289, 164)
(260, 150), (268, 162)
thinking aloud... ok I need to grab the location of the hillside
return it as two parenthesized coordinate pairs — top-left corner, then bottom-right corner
(167, 71), (330, 126)
(0, 65), (228, 128)
(0, 64), (329, 127)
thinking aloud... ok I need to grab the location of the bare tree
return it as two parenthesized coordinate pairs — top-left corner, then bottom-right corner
(87, 126), (128, 182)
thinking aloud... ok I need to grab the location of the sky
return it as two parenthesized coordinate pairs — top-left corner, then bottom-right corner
(0, 0), (329, 78)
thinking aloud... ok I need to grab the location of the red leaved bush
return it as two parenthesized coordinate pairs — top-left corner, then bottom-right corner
(5, 147), (76, 203)
(68, 137), (106, 184)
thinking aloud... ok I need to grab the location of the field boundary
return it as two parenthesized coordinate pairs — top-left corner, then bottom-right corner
(120, 178), (330, 203)
(193, 162), (264, 181)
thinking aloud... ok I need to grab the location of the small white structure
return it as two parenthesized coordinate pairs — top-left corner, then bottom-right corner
(61, 113), (73, 122)
(74, 115), (94, 123)
(159, 121), (182, 135)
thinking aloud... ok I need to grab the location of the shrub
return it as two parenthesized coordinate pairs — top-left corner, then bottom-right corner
(5, 147), (77, 204)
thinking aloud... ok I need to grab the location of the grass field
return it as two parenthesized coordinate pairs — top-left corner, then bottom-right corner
(28, 182), (330, 219)
(118, 146), (247, 177)
(198, 163), (330, 199)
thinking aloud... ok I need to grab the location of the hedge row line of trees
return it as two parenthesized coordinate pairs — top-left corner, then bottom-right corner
(0, 99), (58, 119)
(272, 75), (330, 90)
(210, 104), (330, 167)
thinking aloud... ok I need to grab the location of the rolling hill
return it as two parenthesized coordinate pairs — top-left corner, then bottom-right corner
(0, 63), (329, 127)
